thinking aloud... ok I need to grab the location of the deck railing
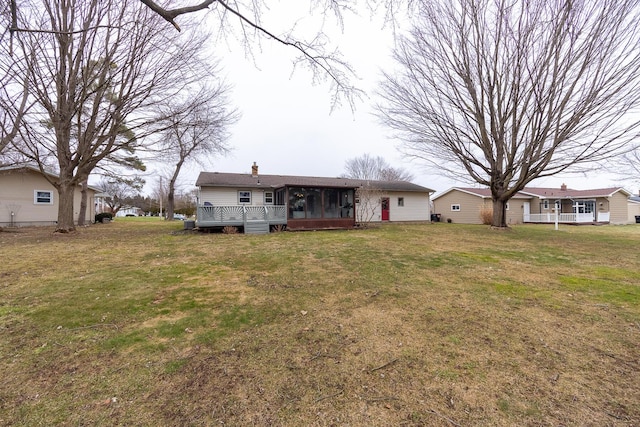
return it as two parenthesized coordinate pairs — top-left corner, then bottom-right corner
(196, 205), (287, 226)
(524, 212), (607, 223)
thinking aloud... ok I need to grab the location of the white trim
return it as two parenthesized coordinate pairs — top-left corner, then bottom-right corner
(451, 204), (461, 211)
(264, 191), (273, 204)
(34, 189), (53, 205)
(238, 190), (252, 204)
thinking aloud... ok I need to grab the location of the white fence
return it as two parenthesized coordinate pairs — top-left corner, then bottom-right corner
(524, 212), (608, 223)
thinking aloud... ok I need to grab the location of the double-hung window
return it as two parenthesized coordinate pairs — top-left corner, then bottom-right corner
(34, 190), (53, 205)
(238, 191), (251, 204)
(264, 192), (274, 204)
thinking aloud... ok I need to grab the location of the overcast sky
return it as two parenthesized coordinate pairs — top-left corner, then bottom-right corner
(162, 2), (638, 196)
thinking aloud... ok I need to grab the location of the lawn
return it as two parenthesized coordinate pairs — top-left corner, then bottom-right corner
(1, 219), (639, 426)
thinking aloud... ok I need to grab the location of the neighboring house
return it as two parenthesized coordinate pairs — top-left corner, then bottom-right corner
(195, 163), (434, 233)
(433, 184), (633, 225)
(115, 207), (143, 217)
(0, 165), (98, 227)
(629, 193), (640, 223)
(432, 187), (530, 225)
(94, 192), (110, 214)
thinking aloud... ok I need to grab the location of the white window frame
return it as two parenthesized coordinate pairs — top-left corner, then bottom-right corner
(397, 197), (404, 207)
(543, 200), (549, 210)
(238, 190), (252, 204)
(34, 190), (53, 205)
(506, 202), (510, 211)
(451, 204), (461, 212)
(264, 191), (274, 204)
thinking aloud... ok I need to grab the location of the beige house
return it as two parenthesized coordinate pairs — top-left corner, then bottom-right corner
(433, 185), (633, 225)
(432, 187), (530, 225)
(195, 163), (434, 233)
(0, 165), (97, 227)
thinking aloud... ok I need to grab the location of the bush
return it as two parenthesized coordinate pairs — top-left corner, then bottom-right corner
(479, 206), (493, 225)
(95, 212), (113, 223)
(222, 226), (238, 234)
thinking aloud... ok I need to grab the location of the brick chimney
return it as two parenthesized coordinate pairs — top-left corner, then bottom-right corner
(560, 183), (567, 191)
(251, 162), (258, 177)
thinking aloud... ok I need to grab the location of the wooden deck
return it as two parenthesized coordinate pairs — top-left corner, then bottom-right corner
(196, 205), (287, 233)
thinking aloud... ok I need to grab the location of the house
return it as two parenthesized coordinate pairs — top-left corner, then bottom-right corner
(432, 184), (633, 225)
(432, 187), (531, 225)
(195, 163), (434, 233)
(629, 192), (640, 223)
(0, 164), (98, 227)
(115, 207), (143, 217)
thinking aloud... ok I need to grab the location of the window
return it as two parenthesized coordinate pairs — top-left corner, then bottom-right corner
(543, 200), (549, 210)
(451, 204), (461, 211)
(289, 187), (354, 219)
(238, 191), (251, 204)
(34, 190), (53, 205)
(264, 192), (273, 204)
(505, 202), (510, 211)
(289, 187), (306, 218)
(305, 188), (322, 218)
(398, 197), (404, 207)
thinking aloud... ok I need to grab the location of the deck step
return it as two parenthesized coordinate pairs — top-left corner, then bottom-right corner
(244, 221), (270, 234)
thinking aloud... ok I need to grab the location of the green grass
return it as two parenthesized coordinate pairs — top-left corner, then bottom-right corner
(0, 220), (639, 426)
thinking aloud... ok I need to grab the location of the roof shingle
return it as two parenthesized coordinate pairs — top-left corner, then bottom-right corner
(195, 171), (434, 193)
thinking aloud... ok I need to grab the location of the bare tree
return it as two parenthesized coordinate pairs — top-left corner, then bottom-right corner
(99, 176), (145, 217)
(6, 0), (396, 111)
(343, 153), (414, 226)
(354, 182), (384, 226)
(6, 0), (212, 232)
(343, 153), (414, 181)
(154, 83), (238, 220)
(0, 34), (31, 159)
(610, 149), (640, 188)
(377, 0), (640, 228)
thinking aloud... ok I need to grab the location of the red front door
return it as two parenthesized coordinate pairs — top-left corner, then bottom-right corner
(381, 197), (390, 221)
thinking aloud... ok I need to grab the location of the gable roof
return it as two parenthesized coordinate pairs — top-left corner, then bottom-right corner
(0, 164), (101, 192)
(519, 187), (630, 199)
(433, 186), (631, 201)
(195, 171), (434, 193)
(432, 187), (531, 200)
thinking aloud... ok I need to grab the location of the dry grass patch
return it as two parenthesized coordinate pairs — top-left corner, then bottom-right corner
(1, 220), (639, 426)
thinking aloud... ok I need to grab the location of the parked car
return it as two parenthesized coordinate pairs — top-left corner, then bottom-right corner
(173, 214), (186, 220)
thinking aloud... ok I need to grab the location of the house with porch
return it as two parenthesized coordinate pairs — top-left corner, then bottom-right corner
(432, 184), (632, 225)
(0, 164), (98, 227)
(195, 163), (434, 233)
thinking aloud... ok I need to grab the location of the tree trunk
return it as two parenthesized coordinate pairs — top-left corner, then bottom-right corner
(166, 160), (183, 221)
(77, 178), (88, 226)
(56, 182), (76, 233)
(491, 198), (508, 228)
(166, 185), (175, 220)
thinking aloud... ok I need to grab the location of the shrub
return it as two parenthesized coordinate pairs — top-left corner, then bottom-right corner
(479, 206), (493, 225)
(95, 212), (113, 223)
(222, 226), (238, 234)
(271, 224), (286, 233)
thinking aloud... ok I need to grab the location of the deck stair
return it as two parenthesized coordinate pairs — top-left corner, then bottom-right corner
(244, 221), (270, 234)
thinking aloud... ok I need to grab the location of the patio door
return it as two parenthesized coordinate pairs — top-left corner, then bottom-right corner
(381, 197), (390, 221)
(574, 201), (595, 222)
